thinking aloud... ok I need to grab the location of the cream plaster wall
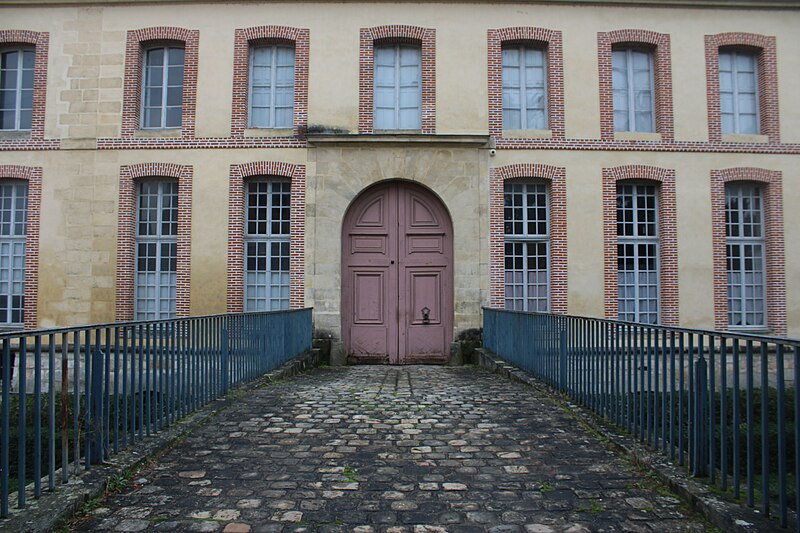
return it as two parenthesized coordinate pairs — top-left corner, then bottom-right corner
(5, 2), (799, 139)
(1, 1), (799, 337)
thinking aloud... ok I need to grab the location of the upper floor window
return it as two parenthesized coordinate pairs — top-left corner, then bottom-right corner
(0, 48), (34, 131)
(725, 183), (765, 328)
(617, 183), (659, 324)
(245, 179), (290, 311)
(0, 181), (27, 325)
(141, 46), (184, 129)
(135, 180), (178, 320)
(374, 44), (421, 131)
(612, 48), (654, 133)
(719, 50), (758, 135)
(249, 45), (294, 129)
(504, 181), (549, 312)
(502, 45), (547, 130)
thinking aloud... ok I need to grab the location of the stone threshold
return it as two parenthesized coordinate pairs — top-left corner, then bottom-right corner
(476, 347), (788, 533)
(0, 348), (322, 533)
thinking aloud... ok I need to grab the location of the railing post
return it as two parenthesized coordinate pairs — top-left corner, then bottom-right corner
(692, 354), (709, 477)
(559, 327), (567, 391)
(221, 326), (230, 395)
(89, 349), (105, 465)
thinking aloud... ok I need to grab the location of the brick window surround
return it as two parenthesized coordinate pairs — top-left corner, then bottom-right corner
(231, 26), (309, 138)
(0, 30), (49, 139)
(116, 163), (193, 320)
(597, 29), (674, 141)
(705, 33), (779, 143)
(711, 168), (785, 335)
(489, 163), (567, 313)
(602, 165), (678, 325)
(0, 165), (41, 330)
(227, 161), (305, 312)
(359, 25), (436, 134)
(487, 27), (565, 139)
(122, 27), (199, 138)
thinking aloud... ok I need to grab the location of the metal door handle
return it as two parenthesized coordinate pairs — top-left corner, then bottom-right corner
(421, 307), (430, 325)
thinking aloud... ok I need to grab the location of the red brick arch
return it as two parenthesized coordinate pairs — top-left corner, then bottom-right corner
(597, 29), (673, 141)
(231, 26), (309, 138)
(227, 161), (305, 312)
(704, 32), (779, 143)
(359, 25), (436, 134)
(487, 27), (565, 139)
(0, 30), (49, 141)
(122, 27), (199, 138)
(116, 163), (193, 320)
(602, 165), (678, 325)
(0, 165), (41, 329)
(710, 167), (785, 335)
(489, 163), (567, 313)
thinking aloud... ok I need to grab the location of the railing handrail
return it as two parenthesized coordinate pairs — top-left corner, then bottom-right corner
(482, 307), (800, 345)
(0, 307), (313, 341)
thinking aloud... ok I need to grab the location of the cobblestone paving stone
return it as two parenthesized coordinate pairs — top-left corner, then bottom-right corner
(72, 366), (710, 532)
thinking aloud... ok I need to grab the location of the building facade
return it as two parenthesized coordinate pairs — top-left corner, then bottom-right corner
(0, 0), (798, 362)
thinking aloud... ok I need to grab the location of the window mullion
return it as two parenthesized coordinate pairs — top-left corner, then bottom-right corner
(730, 52), (740, 134)
(519, 47), (527, 130)
(15, 50), (23, 130)
(161, 50), (170, 129)
(394, 45), (400, 129)
(270, 47), (277, 129)
(627, 50), (636, 132)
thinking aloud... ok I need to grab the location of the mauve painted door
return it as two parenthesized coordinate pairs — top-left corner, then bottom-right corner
(342, 181), (453, 364)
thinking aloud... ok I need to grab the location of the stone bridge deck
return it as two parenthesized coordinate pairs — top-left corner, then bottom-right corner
(73, 366), (708, 532)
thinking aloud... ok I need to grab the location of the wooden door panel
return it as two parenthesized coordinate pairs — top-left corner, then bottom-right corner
(343, 181), (452, 364)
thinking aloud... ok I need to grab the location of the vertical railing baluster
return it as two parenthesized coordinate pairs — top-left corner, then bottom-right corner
(33, 335), (42, 498)
(669, 331), (676, 461)
(1, 338), (10, 517)
(647, 327), (653, 447)
(104, 328), (111, 459)
(746, 340), (754, 507)
(794, 345), (799, 533)
(145, 323), (151, 437)
(18, 336), (27, 506)
(776, 343), (786, 528)
(122, 327), (129, 448)
(732, 340), (740, 499)
(688, 333), (695, 473)
(47, 333), (55, 492)
(83, 330), (91, 470)
(720, 337), (728, 491)
(760, 342), (769, 516)
(678, 332), (685, 466)
(709, 335), (716, 484)
(113, 327), (120, 454)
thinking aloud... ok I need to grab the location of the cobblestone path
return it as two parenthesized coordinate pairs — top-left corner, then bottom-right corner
(73, 366), (709, 532)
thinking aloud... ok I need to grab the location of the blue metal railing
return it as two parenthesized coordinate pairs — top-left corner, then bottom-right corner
(484, 308), (800, 530)
(0, 308), (312, 517)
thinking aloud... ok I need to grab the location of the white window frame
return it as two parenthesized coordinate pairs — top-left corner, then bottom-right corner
(140, 45), (184, 130)
(502, 45), (548, 131)
(612, 47), (656, 133)
(719, 49), (760, 135)
(616, 183), (659, 324)
(503, 181), (550, 312)
(0, 47), (35, 131)
(373, 43), (421, 131)
(134, 180), (178, 321)
(0, 182), (27, 326)
(248, 44), (295, 129)
(725, 183), (766, 329)
(244, 179), (291, 311)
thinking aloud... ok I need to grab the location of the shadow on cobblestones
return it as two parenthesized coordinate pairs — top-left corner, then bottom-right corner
(71, 366), (711, 532)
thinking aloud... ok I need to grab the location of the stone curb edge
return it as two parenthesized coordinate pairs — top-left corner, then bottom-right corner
(475, 348), (788, 533)
(0, 348), (321, 533)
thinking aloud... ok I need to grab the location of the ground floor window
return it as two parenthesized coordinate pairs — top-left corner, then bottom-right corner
(135, 180), (178, 320)
(504, 181), (549, 312)
(616, 183), (659, 324)
(0, 181), (26, 325)
(245, 179), (290, 311)
(725, 182), (765, 328)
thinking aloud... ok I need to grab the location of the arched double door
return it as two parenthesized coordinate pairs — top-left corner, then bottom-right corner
(341, 181), (453, 364)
